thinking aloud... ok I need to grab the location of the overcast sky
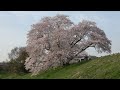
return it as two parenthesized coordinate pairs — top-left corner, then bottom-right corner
(0, 11), (120, 62)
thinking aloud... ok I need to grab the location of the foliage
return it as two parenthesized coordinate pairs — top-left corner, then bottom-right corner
(0, 47), (29, 73)
(0, 61), (9, 73)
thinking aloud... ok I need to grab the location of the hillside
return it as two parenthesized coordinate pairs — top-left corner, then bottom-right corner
(0, 53), (120, 79)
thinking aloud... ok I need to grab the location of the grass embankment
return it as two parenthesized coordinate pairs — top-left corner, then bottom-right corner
(1, 53), (120, 79)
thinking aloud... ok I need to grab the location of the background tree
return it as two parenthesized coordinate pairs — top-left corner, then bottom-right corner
(7, 47), (29, 73)
(25, 14), (111, 75)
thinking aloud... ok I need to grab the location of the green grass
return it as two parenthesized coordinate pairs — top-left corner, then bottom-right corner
(1, 53), (120, 79)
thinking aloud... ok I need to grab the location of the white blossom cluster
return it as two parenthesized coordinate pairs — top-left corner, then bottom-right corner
(25, 14), (111, 75)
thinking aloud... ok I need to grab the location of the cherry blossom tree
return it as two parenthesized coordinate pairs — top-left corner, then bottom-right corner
(25, 14), (111, 75)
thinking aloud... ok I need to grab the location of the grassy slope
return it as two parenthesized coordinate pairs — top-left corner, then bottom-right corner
(1, 53), (120, 79)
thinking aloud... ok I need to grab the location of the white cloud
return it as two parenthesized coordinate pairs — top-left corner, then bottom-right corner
(0, 49), (2, 52)
(8, 11), (33, 15)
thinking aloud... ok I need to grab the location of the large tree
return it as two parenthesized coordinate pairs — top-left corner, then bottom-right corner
(25, 14), (111, 75)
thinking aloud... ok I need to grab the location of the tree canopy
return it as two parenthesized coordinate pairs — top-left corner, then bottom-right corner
(25, 14), (111, 75)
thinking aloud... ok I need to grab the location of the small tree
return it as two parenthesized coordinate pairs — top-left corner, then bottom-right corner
(25, 14), (111, 75)
(7, 47), (29, 73)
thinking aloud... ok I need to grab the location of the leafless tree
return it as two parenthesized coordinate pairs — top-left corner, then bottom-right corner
(25, 14), (111, 75)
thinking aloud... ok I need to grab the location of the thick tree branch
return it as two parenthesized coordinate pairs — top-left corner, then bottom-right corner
(69, 42), (93, 61)
(71, 38), (82, 48)
(70, 27), (89, 48)
(74, 43), (93, 57)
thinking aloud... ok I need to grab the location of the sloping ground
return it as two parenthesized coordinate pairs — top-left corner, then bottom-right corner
(1, 53), (120, 79)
